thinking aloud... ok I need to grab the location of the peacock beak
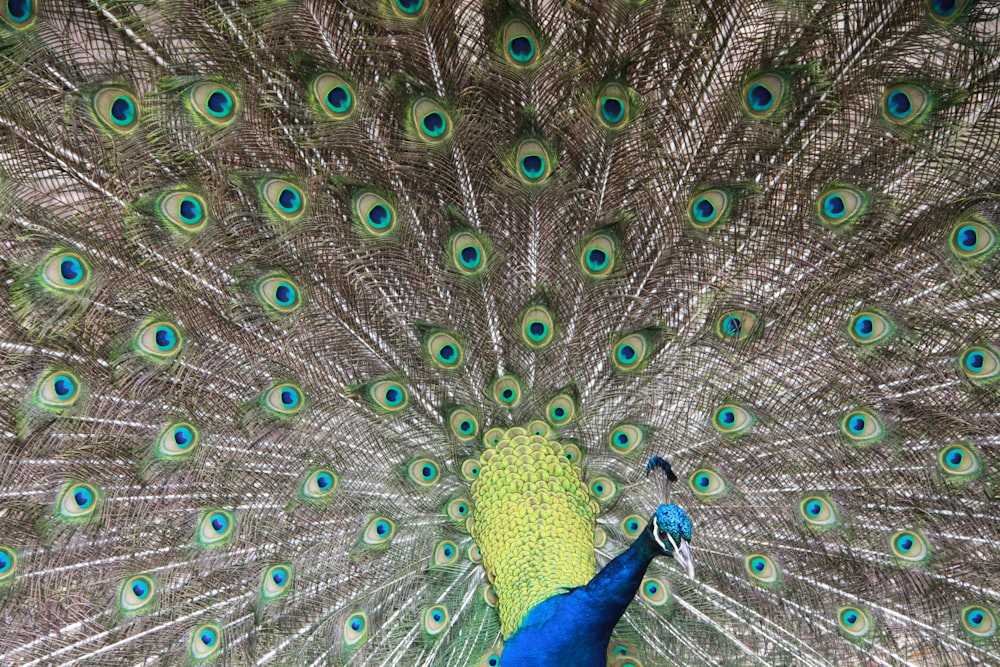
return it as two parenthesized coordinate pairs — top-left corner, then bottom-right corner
(674, 539), (695, 579)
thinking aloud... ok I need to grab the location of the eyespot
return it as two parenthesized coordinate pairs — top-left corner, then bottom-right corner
(711, 403), (755, 436)
(39, 250), (91, 294)
(840, 409), (886, 444)
(448, 230), (488, 275)
(261, 382), (305, 416)
(689, 468), (729, 500)
(120, 574), (156, 614)
(3, 0), (35, 28)
(882, 83), (931, 127)
(612, 332), (652, 371)
(260, 564), (292, 601)
(744, 554), (781, 586)
(187, 82), (239, 126)
(58, 482), (98, 521)
(799, 495), (840, 528)
(301, 468), (338, 500)
(479, 649), (502, 667)
(312, 73), (356, 120)
(716, 309), (758, 342)
(448, 407), (479, 441)
(461, 458), (481, 481)
(949, 216), (997, 261)
(422, 605), (449, 637)
(742, 71), (788, 119)
(189, 624), (221, 662)
(446, 498), (470, 523)
(467, 543), (483, 563)
(837, 606), (873, 639)
(959, 345), (999, 384)
(961, 605), (997, 640)
(688, 188), (732, 230)
(545, 393), (576, 426)
(431, 539), (460, 568)
(491, 375), (523, 409)
(817, 186), (868, 227)
(366, 380), (409, 412)
(197, 510), (235, 547)
(592, 525), (606, 547)
(514, 139), (553, 185)
(156, 190), (208, 234)
(482, 427), (504, 447)
(589, 476), (618, 503)
(483, 585), (498, 607)
(527, 420), (550, 438)
(562, 441), (582, 465)
(390, 0), (426, 19)
(156, 421), (200, 460)
(362, 517), (395, 546)
(609, 639), (637, 657)
(255, 274), (302, 315)
(133, 320), (183, 361)
(595, 82), (630, 130)
(848, 309), (895, 345)
(91, 86), (139, 133)
(579, 230), (617, 277)
(608, 423), (645, 455)
(343, 612), (368, 647)
(424, 330), (463, 370)
(407, 457), (441, 487)
(502, 19), (540, 68)
(520, 305), (555, 349)
(937, 442), (981, 480)
(621, 514), (644, 540)
(258, 178), (305, 222)
(640, 576), (670, 606)
(927, 0), (967, 22)
(34, 370), (82, 410)
(0, 546), (16, 584)
(352, 190), (397, 237)
(411, 98), (452, 143)
(889, 529), (930, 565)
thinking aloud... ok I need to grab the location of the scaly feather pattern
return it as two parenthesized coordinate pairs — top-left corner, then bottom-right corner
(1, 0), (999, 665)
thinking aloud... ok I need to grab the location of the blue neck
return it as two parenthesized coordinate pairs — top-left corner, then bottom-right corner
(500, 528), (661, 667)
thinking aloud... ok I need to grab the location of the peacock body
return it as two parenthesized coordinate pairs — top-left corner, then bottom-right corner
(1, 0), (999, 665)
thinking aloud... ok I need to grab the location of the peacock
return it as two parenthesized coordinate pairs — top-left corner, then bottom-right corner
(0, 0), (998, 664)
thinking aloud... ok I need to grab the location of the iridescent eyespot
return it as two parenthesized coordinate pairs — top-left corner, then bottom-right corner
(187, 82), (239, 126)
(520, 305), (555, 349)
(745, 554), (781, 586)
(687, 188), (732, 230)
(480, 650), (502, 667)
(422, 605), (449, 637)
(927, 0), (967, 22)
(621, 514), (644, 540)
(848, 309), (895, 346)
(39, 250), (91, 294)
(711, 403), (755, 436)
(612, 332), (652, 371)
(343, 612), (369, 647)
(513, 139), (553, 185)
(261, 382), (305, 416)
(589, 476), (618, 503)
(593, 526), (607, 548)
(937, 442), (981, 480)
(467, 543), (483, 563)
(959, 345), (999, 384)
(301, 468), (338, 500)
(92, 86), (139, 133)
(483, 585), (498, 607)
(258, 178), (305, 222)
(715, 309), (758, 342)
(640, 576), (670, 606)
(366, 380), (409, 412)
(407, 457), (441, 487)
(411, 98), (452, 143)
(949, 215), (997, 261)
(58, 482), (98, 522)
(119, 574), (156, 614)
(156, 421), (200, 461)
(837, 606), (873, 639)
(579, 230), (618, 278)
(197, 510), (235, 547)
(448, 407), (479, 441)
(840, 409), (886, 444)
(255, 274), (302, 315)
(502, 19), (540, 68)
(446, 498), (470, 523)
(961, 605), (997, 640)
(816, 186), (868, 227)
(527, 420), (550, 438)
(362, 517), (395, 546)
(799, 495), (840, 528)
(34, 370), (82, 410)
(390, 0), (426, 19)
(491, 375), (523, 409)
(545, 393), (576, 426)
(608, 423), (645, 455)
(881, 83), (931, 127)
(689, 468), (729, 500)
(156, 190), (208, 234)
(352, 190), (397, 237)
(134, 320), (183, 361)
(562, 441), (582, 465)
(424, 330), (463, 370)
(595, 82), (630, 130)
(448, 230), (488, 275)
(0, 546), (16, 584)
(432, 539), (460, 568)
(260, 564), (292, 602)
(889, 529), (930, 565)
(312, 73), (356, 120)
(189, 624), (221, 662)
(461, 458), (481, 481)
(742, 71), (788, 119)
(3, 0), (35, 28)
(482, 427), (505, 447)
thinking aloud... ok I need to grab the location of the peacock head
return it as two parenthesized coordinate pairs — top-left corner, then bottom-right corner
(650, 503), (694, 578)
